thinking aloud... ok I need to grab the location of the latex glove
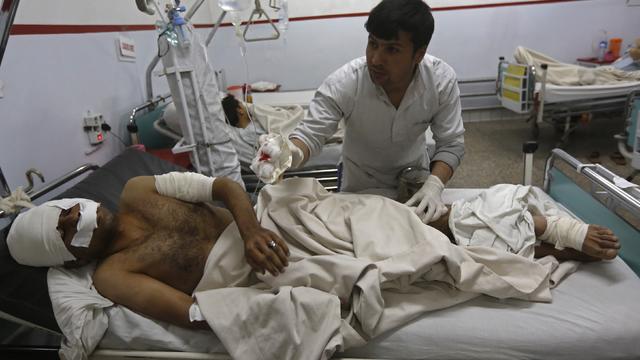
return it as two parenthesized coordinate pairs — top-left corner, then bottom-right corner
(404, 174), (448, 224)
(250, 134), (303, 184)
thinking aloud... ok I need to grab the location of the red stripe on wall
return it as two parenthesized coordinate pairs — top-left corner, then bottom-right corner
(10, 24), (154, 35)
(9, 0), (582, 35)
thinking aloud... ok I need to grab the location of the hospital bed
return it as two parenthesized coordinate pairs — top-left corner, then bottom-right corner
(497, 56), (640, 144)
(1, 147), (640, 359)
(615, 90), (640, 181)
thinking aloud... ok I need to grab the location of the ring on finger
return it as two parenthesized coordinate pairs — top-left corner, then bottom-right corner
(267, 240), (277, 250)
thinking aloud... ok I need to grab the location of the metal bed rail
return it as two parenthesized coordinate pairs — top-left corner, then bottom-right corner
(127, 93), (172, 145)
(243, 167), (339, 194)
(0, 163), (99, 219)
(543, 148), (640, 216)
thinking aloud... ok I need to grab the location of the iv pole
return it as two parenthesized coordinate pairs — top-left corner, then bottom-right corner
(0, 0), (20, 198)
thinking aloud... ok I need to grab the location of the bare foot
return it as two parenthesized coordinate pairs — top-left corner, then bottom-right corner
(580, 225), (620, 260)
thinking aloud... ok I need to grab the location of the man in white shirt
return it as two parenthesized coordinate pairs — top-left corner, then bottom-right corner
(285, 0), (465, 224)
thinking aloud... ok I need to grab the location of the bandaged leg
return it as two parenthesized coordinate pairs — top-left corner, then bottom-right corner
(537, 216), (620, 260)
(155, 172), (215, 203)
(538, 216), (588, 251)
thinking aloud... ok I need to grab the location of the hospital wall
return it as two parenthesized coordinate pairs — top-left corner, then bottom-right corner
(212, 0), (640, 88)
(1, 0), (639, 197)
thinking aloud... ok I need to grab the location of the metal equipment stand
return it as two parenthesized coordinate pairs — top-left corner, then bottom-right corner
(522, 141), (538, 186)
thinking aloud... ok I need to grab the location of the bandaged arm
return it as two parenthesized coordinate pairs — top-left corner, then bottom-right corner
(154, 172), (215, 203)
(153, 172), (264, 241)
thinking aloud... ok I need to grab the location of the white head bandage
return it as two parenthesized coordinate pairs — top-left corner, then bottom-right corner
(46, 199), (99, 248)
(6, 198), (99, 267)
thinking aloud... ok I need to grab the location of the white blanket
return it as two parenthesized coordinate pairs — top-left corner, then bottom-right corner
(48, 264), (112, 360)
(249, 103), (304, 137)
(450, 184), (560, 257)
(195, 178), (555, 360)
(514, 46), (640, 86)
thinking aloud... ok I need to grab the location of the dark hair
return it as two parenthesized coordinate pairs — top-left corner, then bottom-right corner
(221, 94), (240, 127)
(365, 0), (435, 52)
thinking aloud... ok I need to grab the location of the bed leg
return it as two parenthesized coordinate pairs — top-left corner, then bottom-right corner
(531, 118), (540, 139)
(522, 141), (538, 186)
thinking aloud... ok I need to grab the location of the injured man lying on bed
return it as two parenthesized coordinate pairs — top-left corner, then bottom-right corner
(6, 172), (620, 359)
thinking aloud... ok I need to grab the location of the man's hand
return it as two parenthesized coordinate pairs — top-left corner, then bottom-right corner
(404, 174), (448, 224)
(242, 227), (290, 276)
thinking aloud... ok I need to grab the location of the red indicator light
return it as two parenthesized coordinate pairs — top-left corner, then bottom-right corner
(97, 133), (103, 141)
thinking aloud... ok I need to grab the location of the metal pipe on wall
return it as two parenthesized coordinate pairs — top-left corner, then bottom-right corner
(0, 0), (19, 69)
(0, 167), (10, 198)
(0, 0), (20, 199)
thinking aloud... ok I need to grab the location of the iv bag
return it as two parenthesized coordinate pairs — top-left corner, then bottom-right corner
(277, 0), (289, 32)
(218, 0), (251, 12)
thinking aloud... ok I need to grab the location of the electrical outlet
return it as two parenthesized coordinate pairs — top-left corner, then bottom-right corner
(83, 112), (105, 145)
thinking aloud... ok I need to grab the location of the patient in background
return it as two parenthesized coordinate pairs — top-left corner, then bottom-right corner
(221, 94), (254, 129)
(163, 93), (305, 170)
(6, 175), (620, 331)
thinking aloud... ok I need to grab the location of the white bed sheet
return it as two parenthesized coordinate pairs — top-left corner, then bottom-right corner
(91, 188), (640, 359)
(536, 81), (640, 103)
(339, 256), (640, 360)
(251, 90), (316, 107)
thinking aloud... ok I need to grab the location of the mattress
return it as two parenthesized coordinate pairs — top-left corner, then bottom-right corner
(536, 81), (640, 103)
(340, 257), (640, 359)
(95, 188), (640, 359)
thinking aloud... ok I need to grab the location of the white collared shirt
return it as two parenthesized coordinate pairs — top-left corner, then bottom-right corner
(291, 55), (465, 194)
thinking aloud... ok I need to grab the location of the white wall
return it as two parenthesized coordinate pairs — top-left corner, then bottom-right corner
(210, 0), (640, 89)
(0, 30), (164, 194)
(1, 0), (639, 196)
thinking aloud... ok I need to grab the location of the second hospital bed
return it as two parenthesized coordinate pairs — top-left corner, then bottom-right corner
(497, 47), (640, 143)
(1, 148), (640, 359)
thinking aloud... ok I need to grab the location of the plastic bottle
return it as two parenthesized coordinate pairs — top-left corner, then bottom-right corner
(218, 0), (250, 12)
(609, 38), (623, 59)
(277, 0), (289, 33)
(598, 41), (607, 62)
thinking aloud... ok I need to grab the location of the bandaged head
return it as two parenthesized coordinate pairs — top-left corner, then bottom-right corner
(7, 198), (100, 267)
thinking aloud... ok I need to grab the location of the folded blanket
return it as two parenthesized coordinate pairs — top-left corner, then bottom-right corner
(514, 46), (640, 86)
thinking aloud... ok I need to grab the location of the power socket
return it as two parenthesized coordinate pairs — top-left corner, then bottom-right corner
(83, 112), (105, 145)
